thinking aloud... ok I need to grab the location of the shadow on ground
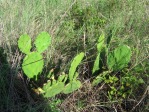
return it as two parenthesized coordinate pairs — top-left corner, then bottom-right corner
(0, 46), (59, 112)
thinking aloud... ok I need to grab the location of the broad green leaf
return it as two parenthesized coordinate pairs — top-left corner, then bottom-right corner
(63, 80), (81, 94)
(92, 53), (100, 74)
(18, 34), (31, 54)
(69, 52), (84, 81)
(107, 45), (131, 71)
(97, 33), (105, 52)
(22, 52), (44, 79)
(34, 32), (51, 53)
(43, 82), (64, 97)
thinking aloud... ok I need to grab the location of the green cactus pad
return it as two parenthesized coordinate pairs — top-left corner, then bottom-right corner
(22, 52), (44, 79)
(97, 33), (105, 52)
(63, 80), (81, 94)
(107, 45), (131, 71)
(69, 52), (84, 81)
(73, 72), (79, 80)
(34, 32), (51, 53)
(18, 34), (31, 54)
(92, 33), (105, 74)
(92, 53), (100, 74)
(58, 74), (67, 82)
(43, 82), (65, 97)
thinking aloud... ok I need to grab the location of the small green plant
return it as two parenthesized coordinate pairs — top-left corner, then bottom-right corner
(48, 98), (62, 112)
(117, 71), (144, 98)
(92, 71), (110, 86)
(92, 33), (134, 99)
(92, 39), (144, 100)
(18, 32), (51, 80)
(92, 33), (132, 85)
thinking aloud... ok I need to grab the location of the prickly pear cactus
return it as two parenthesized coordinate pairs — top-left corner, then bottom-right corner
(22, 52), (44, 79)
(35, 32), (51, 53)
(63, 80), (81, 94)
(69, 52), (84, 81)
(92, 54), (100, 74)
(42, 52), (84, 97)
(107, 45), (131, 71)
(43, 81), (65, 98)
(18, 32), (51, 79)
(43, 74), (67, 97)
(18, 34), (31, 54)
(64, 53), (84, 94)
(63, 72), (81, 94)
(97, 33), (105, 52)
(92, 33), (105, 74)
